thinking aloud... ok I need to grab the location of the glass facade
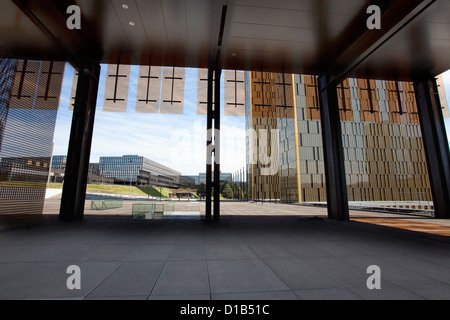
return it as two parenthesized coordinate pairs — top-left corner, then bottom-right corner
(51, 155), (66, 169)
(99, 155), (145, 184)
(0, 59), (64, 229)
(198, 172), (232, 184)
(99, 155), (183, 188)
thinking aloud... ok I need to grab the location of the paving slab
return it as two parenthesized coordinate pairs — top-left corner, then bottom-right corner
(0, 201), (448, 300)
(207, 259), (290, 294)
(150, 260), (210, 296)
(87, 261), (163, 298)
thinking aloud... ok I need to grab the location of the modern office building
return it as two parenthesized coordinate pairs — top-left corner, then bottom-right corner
(50, 155), (66, 170)
(86, 163), (114, 184)
(48, 155), (66, 183)
(199, 172), (232, 185)
(49, 154), (196, 188)
(99, 155), (186, 188)
(179, 175), (197, 189)
(49, 156), (114, 185)
(247, 72), (436, 203)
(185, 175), (200, 186)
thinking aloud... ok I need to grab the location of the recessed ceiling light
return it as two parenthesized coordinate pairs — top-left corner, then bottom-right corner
(122, 4), (128, 9)
(232, 53), (237, 57)
(129, 21), (135, 26)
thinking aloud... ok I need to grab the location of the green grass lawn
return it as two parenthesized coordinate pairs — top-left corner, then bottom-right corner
(47, 183), (172, 198)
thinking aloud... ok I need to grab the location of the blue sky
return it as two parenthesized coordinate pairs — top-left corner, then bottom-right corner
(53, 64), (246, 176)
(53, 65), (450, 176)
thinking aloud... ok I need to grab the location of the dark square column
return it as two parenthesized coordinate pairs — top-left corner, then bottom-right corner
(413, 76), (450, 219)
(318, 73), (349, 221)
(213, 66), (221, 220)
(205, 65), (221, 221)
(205, 66), (214, 220)
(59, 64), (100, 221)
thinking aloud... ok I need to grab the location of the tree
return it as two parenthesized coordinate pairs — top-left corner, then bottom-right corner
(233, 185), (242, 200)
(221, 180), (230, 192)
(221, 182), (234, 199)
(197, 183), (206, 198)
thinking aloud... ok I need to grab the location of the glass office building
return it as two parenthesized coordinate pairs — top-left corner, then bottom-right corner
(198, 172), (232, 184)
(99, 155), (183, 188)
(51, 155), (67, 169)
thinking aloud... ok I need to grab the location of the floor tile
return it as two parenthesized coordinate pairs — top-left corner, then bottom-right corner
(150, 260), (210, 296)
(87, 261), (163, 297)
(208, 259), (289, 294)
(264, 258), (342, 290)
(23, 261), (121, 299)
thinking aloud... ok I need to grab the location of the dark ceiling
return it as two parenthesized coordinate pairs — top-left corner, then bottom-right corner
(1, 0), (449, 82)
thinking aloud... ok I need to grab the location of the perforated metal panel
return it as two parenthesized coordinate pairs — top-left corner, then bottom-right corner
(0, 59), (64, 230)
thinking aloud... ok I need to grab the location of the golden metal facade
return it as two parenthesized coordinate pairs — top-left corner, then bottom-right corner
(247, 71), (281, 201)
(247, 72), (435, 203)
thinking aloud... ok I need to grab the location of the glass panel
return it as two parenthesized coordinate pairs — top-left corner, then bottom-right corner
(224, 70), (245, 116)
(135, 65), (162, 113)
(103, 64), (130, 112)
(160, 66), (185, 114)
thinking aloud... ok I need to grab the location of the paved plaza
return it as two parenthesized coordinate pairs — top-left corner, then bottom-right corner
(0, 199), (450, 300)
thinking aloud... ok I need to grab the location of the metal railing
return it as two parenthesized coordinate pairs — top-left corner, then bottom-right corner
(299, 192), (435, 217)
(90, 200), (123, 210)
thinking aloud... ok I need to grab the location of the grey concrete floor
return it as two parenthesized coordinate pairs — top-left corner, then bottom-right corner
(1, 200), (450, 300)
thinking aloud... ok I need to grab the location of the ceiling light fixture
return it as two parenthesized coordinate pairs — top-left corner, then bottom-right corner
(122, 4), (128, 9)
(129, 21), (135, 26)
